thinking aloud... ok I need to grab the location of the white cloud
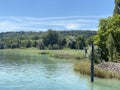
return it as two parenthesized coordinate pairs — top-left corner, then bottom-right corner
(0, 15), (108, 32)
(65, 24), (80, 29)
(0, 21), (20, 32)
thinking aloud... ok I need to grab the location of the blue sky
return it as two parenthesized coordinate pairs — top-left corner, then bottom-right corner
(0, 0), (114, 32)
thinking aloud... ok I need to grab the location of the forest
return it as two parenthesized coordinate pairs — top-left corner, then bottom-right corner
(0, 30), (96, 50)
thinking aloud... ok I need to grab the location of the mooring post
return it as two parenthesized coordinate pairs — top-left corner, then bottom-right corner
(91, 42), (94, 82)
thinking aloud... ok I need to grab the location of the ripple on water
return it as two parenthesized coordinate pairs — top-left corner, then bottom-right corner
(0, 52), (120, 90)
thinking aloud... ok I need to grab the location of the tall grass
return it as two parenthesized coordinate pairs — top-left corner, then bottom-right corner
(49, 50), (85, 59)
(0, 48), (85, 60)
(74, 60), (120, 79)
(0, 47), (40, 55)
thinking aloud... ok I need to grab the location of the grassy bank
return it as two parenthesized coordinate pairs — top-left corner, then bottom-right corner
(0, 48), (85, 60)
(49, 50), (85, 59)
(0, 48), (40, 55)
(74, 61), (120, 79)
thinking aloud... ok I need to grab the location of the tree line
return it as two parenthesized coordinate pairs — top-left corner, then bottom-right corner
(0, 30), (96, 50)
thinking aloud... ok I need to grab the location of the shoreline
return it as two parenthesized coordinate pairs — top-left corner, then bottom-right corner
(74, 61), (120, 80)
(1, 48), (120, 80)
(0, 48), (85, 60)
(96, 62), (120, 74)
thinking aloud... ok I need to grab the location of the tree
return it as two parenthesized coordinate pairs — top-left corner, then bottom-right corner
(94, 18), (110, 61)
(0, 42), (4, 49)
(33, 41), (39, 47)
(58, 37), (66, 49)
(106, 15), (120, 54)
(26, 40), (32, 48)
(38, 40), (45, 50)
(32, 35), (39, 40)
(76, 36), (85, 49)
(51, 44), (59, 50)
(0, 30), (96, 49)
(114, 0), (120, 15)
(43, 30), (59, 47)
(66, 36), (77, 49)
(106, 34), (115, 61)
(86, 37), (94, 46)
(94, 15), (120, 61)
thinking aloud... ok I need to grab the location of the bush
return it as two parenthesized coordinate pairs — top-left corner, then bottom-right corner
(38, 41), (45, 50)
(52, 44), (59, 50)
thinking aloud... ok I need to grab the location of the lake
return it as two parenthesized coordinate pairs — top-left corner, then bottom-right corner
(0, 52), (120, 90)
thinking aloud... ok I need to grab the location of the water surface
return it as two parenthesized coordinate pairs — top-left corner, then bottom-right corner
(0, 52), (120, 90)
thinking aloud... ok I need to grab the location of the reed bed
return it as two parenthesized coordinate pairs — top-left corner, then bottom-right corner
(74, 60), (120, 79)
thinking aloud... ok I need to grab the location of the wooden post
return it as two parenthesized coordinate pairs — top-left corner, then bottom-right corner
(91, 42), (94, 82)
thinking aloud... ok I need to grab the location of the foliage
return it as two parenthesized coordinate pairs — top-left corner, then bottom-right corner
(58, 30), (96, 38)
(67, 36), (76, 49)
(0, 30), (96, 50)
(94, 15), (120, 61)
(43, 30), (59, 47)
(94, 18), (109, 61)
(58, 37), (67, 49)
(85, 37), (94, 45)
(26, 40), (32, 48)
(38, 40), (45, 50)
(52, 44), (59, 50)
(0, 42), (4, 49)
(114, 0), (120, 15)
(106, 34), (115, 61)
(76, 36), (85, 49)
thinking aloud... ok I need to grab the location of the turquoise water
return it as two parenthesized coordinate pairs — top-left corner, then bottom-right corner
(0, 52), (120, 90)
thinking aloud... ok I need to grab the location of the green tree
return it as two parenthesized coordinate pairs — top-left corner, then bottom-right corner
(43, 30), (59, 47)
(106, 34), (115, 61)
(95, 15), (120, 61)
(86, 37), (94, 46)
(114, 0), (120, 15)
(26, 40), (32, 48)
(58, 37), (66, 49)
(51, 44), (59, 50)
(66, 36), (76, 49)
(38, 40), (45, 50)
(106, 15), (120, 54)
(33, 41), (39, 47)
(0, 42), (4, 49)
(94, 18), (109, 61)
(32, 35), (39, 40)
(76, 36), (85, 49)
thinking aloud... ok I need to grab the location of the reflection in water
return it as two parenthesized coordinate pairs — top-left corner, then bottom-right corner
(91, 83), (94, 90)
(0, 52), (120, 90)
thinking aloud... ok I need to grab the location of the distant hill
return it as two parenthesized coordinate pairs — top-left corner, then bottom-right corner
(0, 30), (96, 49)
(59, 30), (96, 38)
(0, 30), (96, 39)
